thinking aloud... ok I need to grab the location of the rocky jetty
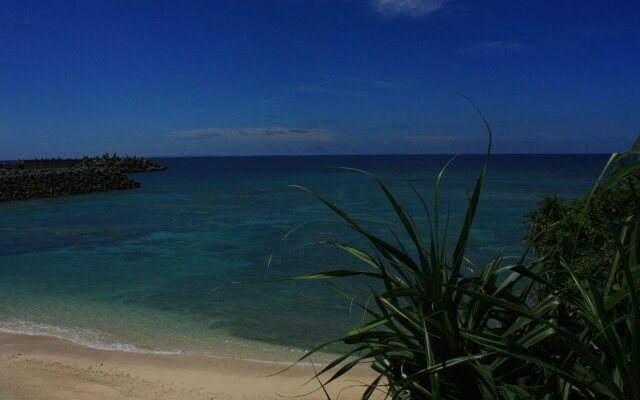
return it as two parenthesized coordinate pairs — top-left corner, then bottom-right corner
(0, 167), (140, 202)
(79, 154), (167, 173)
(0, 155), (166, 203)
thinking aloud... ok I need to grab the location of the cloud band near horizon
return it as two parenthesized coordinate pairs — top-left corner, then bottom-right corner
(171, 127), (336, 142)
(371, 0), (450, 18)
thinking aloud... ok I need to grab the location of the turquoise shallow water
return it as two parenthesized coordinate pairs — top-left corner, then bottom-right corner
(0, 155), (608, 361)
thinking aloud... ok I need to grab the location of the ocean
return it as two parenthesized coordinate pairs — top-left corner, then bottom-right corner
(0, 154), (608, 361)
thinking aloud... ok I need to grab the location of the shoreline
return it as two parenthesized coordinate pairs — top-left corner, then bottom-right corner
(0, 319), (332, 364)
(0, 330), (375, 399)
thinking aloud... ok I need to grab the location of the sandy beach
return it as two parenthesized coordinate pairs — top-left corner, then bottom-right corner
(0, 332), (375, 400)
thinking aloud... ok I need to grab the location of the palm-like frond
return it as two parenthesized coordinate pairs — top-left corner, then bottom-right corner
(283, 116), (639, 398)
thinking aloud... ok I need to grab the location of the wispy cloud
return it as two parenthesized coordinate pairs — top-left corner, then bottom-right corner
(256, 75), (408, 106)
(171, 127), (336, 142)
(458, 40), (525, 54)
(372, 0), (451, 18)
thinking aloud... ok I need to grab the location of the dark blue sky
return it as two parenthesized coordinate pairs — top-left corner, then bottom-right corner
(1, 0), (638, 158)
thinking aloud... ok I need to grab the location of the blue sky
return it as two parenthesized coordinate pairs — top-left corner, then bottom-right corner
(1, 0), (638, 158)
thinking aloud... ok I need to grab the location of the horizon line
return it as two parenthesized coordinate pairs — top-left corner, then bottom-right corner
(1, 152), (615, 162)
(147, 151), (614, 158)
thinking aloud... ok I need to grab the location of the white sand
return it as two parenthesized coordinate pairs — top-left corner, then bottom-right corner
(0, 331), (378, 400)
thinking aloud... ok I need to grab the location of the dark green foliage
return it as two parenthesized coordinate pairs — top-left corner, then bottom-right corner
(283, 132), (640, 399)
(527, 165), (638, 292)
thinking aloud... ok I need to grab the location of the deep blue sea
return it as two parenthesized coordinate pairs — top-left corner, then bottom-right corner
(0, 155), (608, 360)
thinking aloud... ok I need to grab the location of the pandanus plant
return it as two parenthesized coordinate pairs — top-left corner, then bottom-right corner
(282, 106), (639, 399)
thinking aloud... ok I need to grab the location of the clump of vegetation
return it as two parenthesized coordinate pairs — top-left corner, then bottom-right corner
(527, 158), (638, 293)
(285, 114), (639, 399)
